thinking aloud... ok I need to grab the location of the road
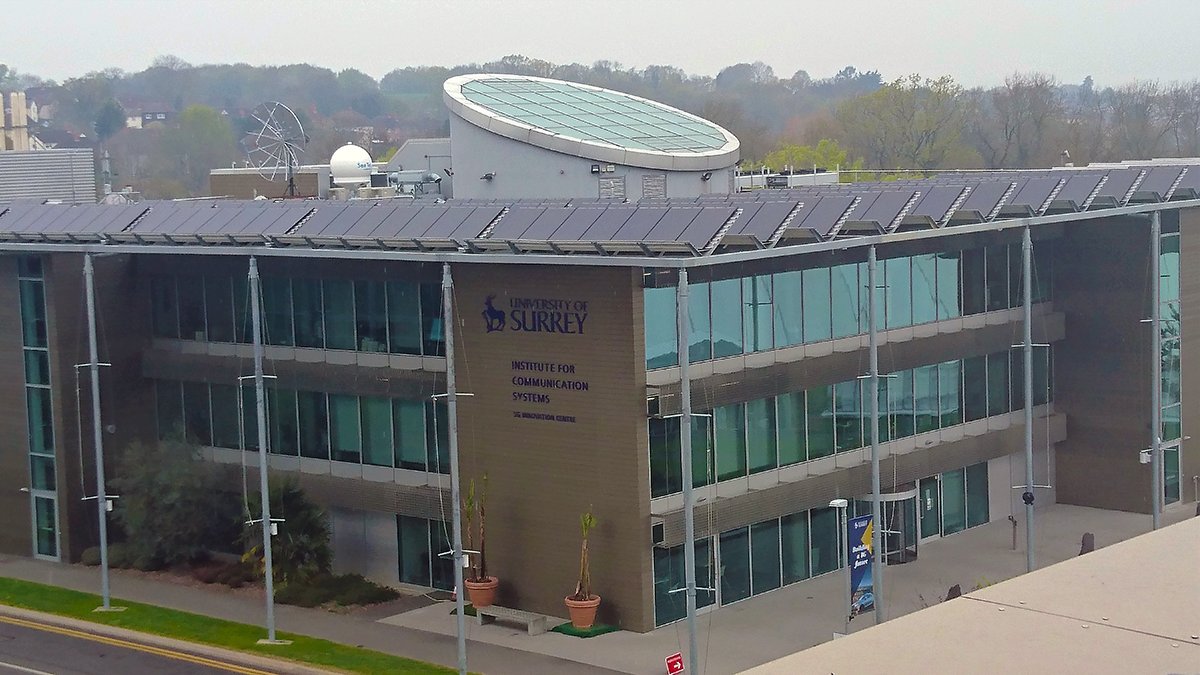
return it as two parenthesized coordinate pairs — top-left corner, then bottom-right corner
(0, 615), (279, 675)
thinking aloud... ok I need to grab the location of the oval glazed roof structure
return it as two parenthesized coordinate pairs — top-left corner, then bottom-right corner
(443, 73), (740, 172)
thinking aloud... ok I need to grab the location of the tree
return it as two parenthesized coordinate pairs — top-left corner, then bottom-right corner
(762, 139), (856, 172)
(242, 478), (331, 585)
(838, 74), (978, 169)
(165, 104), (237, 194)
(969, 72), (1063, 168)
(94, 98), (126, 143)
(111, 437), (239, 569)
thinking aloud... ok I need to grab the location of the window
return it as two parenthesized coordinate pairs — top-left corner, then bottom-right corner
(966, 462), (989, 527)
(884, 257), (911, 329)
(687, 281), (712, 363)
(261, 277), (294, 346)
(780, 512), (810, 584)
(649, 417), (681, 498)
(985, 245), (1008, 311)
(205, 276), (235, 343)
(987, 351), (1010, 416)
(833, 380), (862, 452)
(776, 391), (806, 466)
(750, 520), (781, 595)
(1008, 243), (1023, 309)
(746, 398), (777, 473)
(772, 271), (802, 347)
(742, 276), (774, 352)
(911, 254), (938, 324)
(718, 527), (750, 603)
(150, 276), (179, 339)
(801, 267), (832, 342)
(644, 286), (677, 369)
(425, 400), (449, 473)
(18, 280), (48, 349)
(806, 385), (835, 459)
(963, 356), (987, 422)
(830, 263), (859, 339)
(155, 380), (183, 439)
(936, 252), (960, 320)
(715, 403), (747, 481)
(34, 497), (57, 557)
(961, 248), (986, 315)
(297, 391), (330, 459)
(292, 278), (324, 348)
(398, 515), (432, 586)
(29, 454), (55, 491)
(653, 539), (715, 626)
(941, 468), (967, 535)
(323, 280), (355, 350)
(393, 400), (427, 471)
(387, 281), (422, 355)
(420, 283), (445, 356)
(210, 384), (240, 448)
(809, 507), (839, 575)
(914, 365), (939, 433)
(22, 351), (48, 387)
(888, 369), (915, 438)
(182, 382), (211, 445)
(711, 278), (743, 358)
(938, 360), (962, 427)
(240, 385), (258, 450)
(329, 394), (361, 463)
(354, 281), (388, 352)
(360, 396), (393, 466)
(178, 276), (206, 341)
(269, 388), (298, 456)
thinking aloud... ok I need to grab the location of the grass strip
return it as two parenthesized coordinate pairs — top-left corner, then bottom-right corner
(0, 577), (451, 674)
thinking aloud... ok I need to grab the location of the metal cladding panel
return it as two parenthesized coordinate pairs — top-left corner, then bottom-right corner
(369, 205), (424, 238)
(290, 204), (349, 237)
(680, 206), (735, 249)
(341, 205), (395, 237)
(645, 206), (701, 242)
(1054, 174), (1103, 208)
(518, 207), (572, 240)
(796, 195), (855, 236)
(447, 205), (504, 239)
(395, 206), (447, 238)
(959, 180), (1012, 214)
(911, 185), (965, 222)
(1135, 165), (1184, 200)
(486, 207), (545, 239)
(860, 190), (916, 224)
(580, 206), (637, 241)
(1008, 177), (1061, 212)
(1094, 168), (1141, 204)
(422, 206), (475, 239)
(737, 200), (797, 240)
(613, 207), (668, 241)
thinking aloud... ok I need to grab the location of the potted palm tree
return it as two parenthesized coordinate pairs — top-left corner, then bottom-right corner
(564, 507), (600, 628)
(463, 475), (499, 607)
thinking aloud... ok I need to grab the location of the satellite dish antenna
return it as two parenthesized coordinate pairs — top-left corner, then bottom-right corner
(242, 101), (308, 197)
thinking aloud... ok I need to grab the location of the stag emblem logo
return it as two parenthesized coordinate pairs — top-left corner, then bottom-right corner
(482, 295), (506, 333)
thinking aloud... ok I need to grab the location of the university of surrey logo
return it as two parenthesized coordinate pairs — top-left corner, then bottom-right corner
(482, 295), (507, 333)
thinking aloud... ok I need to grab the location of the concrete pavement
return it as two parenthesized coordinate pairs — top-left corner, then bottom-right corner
(1, 501), (1193, 675)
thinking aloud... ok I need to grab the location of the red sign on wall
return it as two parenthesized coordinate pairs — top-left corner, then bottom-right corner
(666, 652), (685, 674)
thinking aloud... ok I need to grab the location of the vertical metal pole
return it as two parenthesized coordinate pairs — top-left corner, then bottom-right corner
(83, 254), (111, 609)
(1022, 228), (1036, 572)
(248, 258), (277, 641)
(841, 505), (851, 635)
(442, 263), (468, 675)
(677, 269), (699, 674)
(867, 246), (883, 624)
(1151, 213), (1162, 530)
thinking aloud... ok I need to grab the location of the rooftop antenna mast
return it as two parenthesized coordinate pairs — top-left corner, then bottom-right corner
(242, 101), (308, 197)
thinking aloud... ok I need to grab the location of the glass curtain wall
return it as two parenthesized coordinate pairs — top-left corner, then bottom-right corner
(17, 256), (59, 559)
(1161, 228), (1182, 503)
(646, 242), (1049, 369)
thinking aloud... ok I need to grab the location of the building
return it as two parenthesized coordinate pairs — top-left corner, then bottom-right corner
(444, 74), (740, 200)
(0, 148), (96, 204)
(745, 515), (1200, 673)
(0, 157), (1197, 633)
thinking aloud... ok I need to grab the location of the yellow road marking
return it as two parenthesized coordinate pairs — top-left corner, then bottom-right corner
(0, 614), (277, 675)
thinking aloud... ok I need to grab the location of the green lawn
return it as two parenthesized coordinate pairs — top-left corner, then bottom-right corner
(0, 577), (452, 674)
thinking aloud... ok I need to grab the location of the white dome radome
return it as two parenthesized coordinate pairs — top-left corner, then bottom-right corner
(330, 144), (374, 187)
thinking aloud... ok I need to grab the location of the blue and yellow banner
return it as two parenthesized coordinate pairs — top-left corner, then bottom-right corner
(848, 514), (875, 620)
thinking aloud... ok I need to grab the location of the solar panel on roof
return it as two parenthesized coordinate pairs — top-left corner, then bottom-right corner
(909, 186), (966, 224)
(514, 206), (571, 240)
(422, 206), (476, 240)
(1091, 168), (1141, 208)
(552, 206), (608, 241)
(84, 205), (148, 234)
(47, 205), (106, 233)
(1003, 177), (1061, 216)
(288, 205), (347, 237)
(487, 207), (546, 239)
(1133, 166), (1184, 201)
(580, 206), (636, 241)
(396, 206), (446, 238)
(957, 181), (1012, 220)
(644, 207), (701, 242)
(194, 208), (245, 235)
(796, 195), (855, 237)
(858, 190), (918, 231)
(367, 205), (424, 239)
(1168, 166), (1200, 199)
(447, 206), (504, 240)
(736, 200), (798, 241)
(680, 206), (734, 250)
(613, 207), (667, 241)
(339, 205), (395, 237)
(1050, 174), (1103, 211)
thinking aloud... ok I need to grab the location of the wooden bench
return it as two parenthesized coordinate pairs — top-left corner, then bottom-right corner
(473, 605), (549, 636)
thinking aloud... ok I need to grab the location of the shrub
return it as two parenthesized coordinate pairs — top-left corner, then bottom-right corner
(111, 437), (240, 568)
(241, 478), (331, 585)
(275, 573), (400, 608)
(80, 547), (101, 567)
(107, 543), (133, 569)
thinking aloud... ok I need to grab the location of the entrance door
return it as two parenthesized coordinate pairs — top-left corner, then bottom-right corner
(918, 476), (940, 540)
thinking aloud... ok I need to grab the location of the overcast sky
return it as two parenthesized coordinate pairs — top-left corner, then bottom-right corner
(9, 0), (1200, 87)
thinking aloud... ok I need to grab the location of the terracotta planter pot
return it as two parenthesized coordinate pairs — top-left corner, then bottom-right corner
(464, 576), (499, 608)
(564, 594), (601, 629)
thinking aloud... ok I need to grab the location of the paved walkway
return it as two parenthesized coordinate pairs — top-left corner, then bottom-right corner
(1, 502), (1194, 675)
